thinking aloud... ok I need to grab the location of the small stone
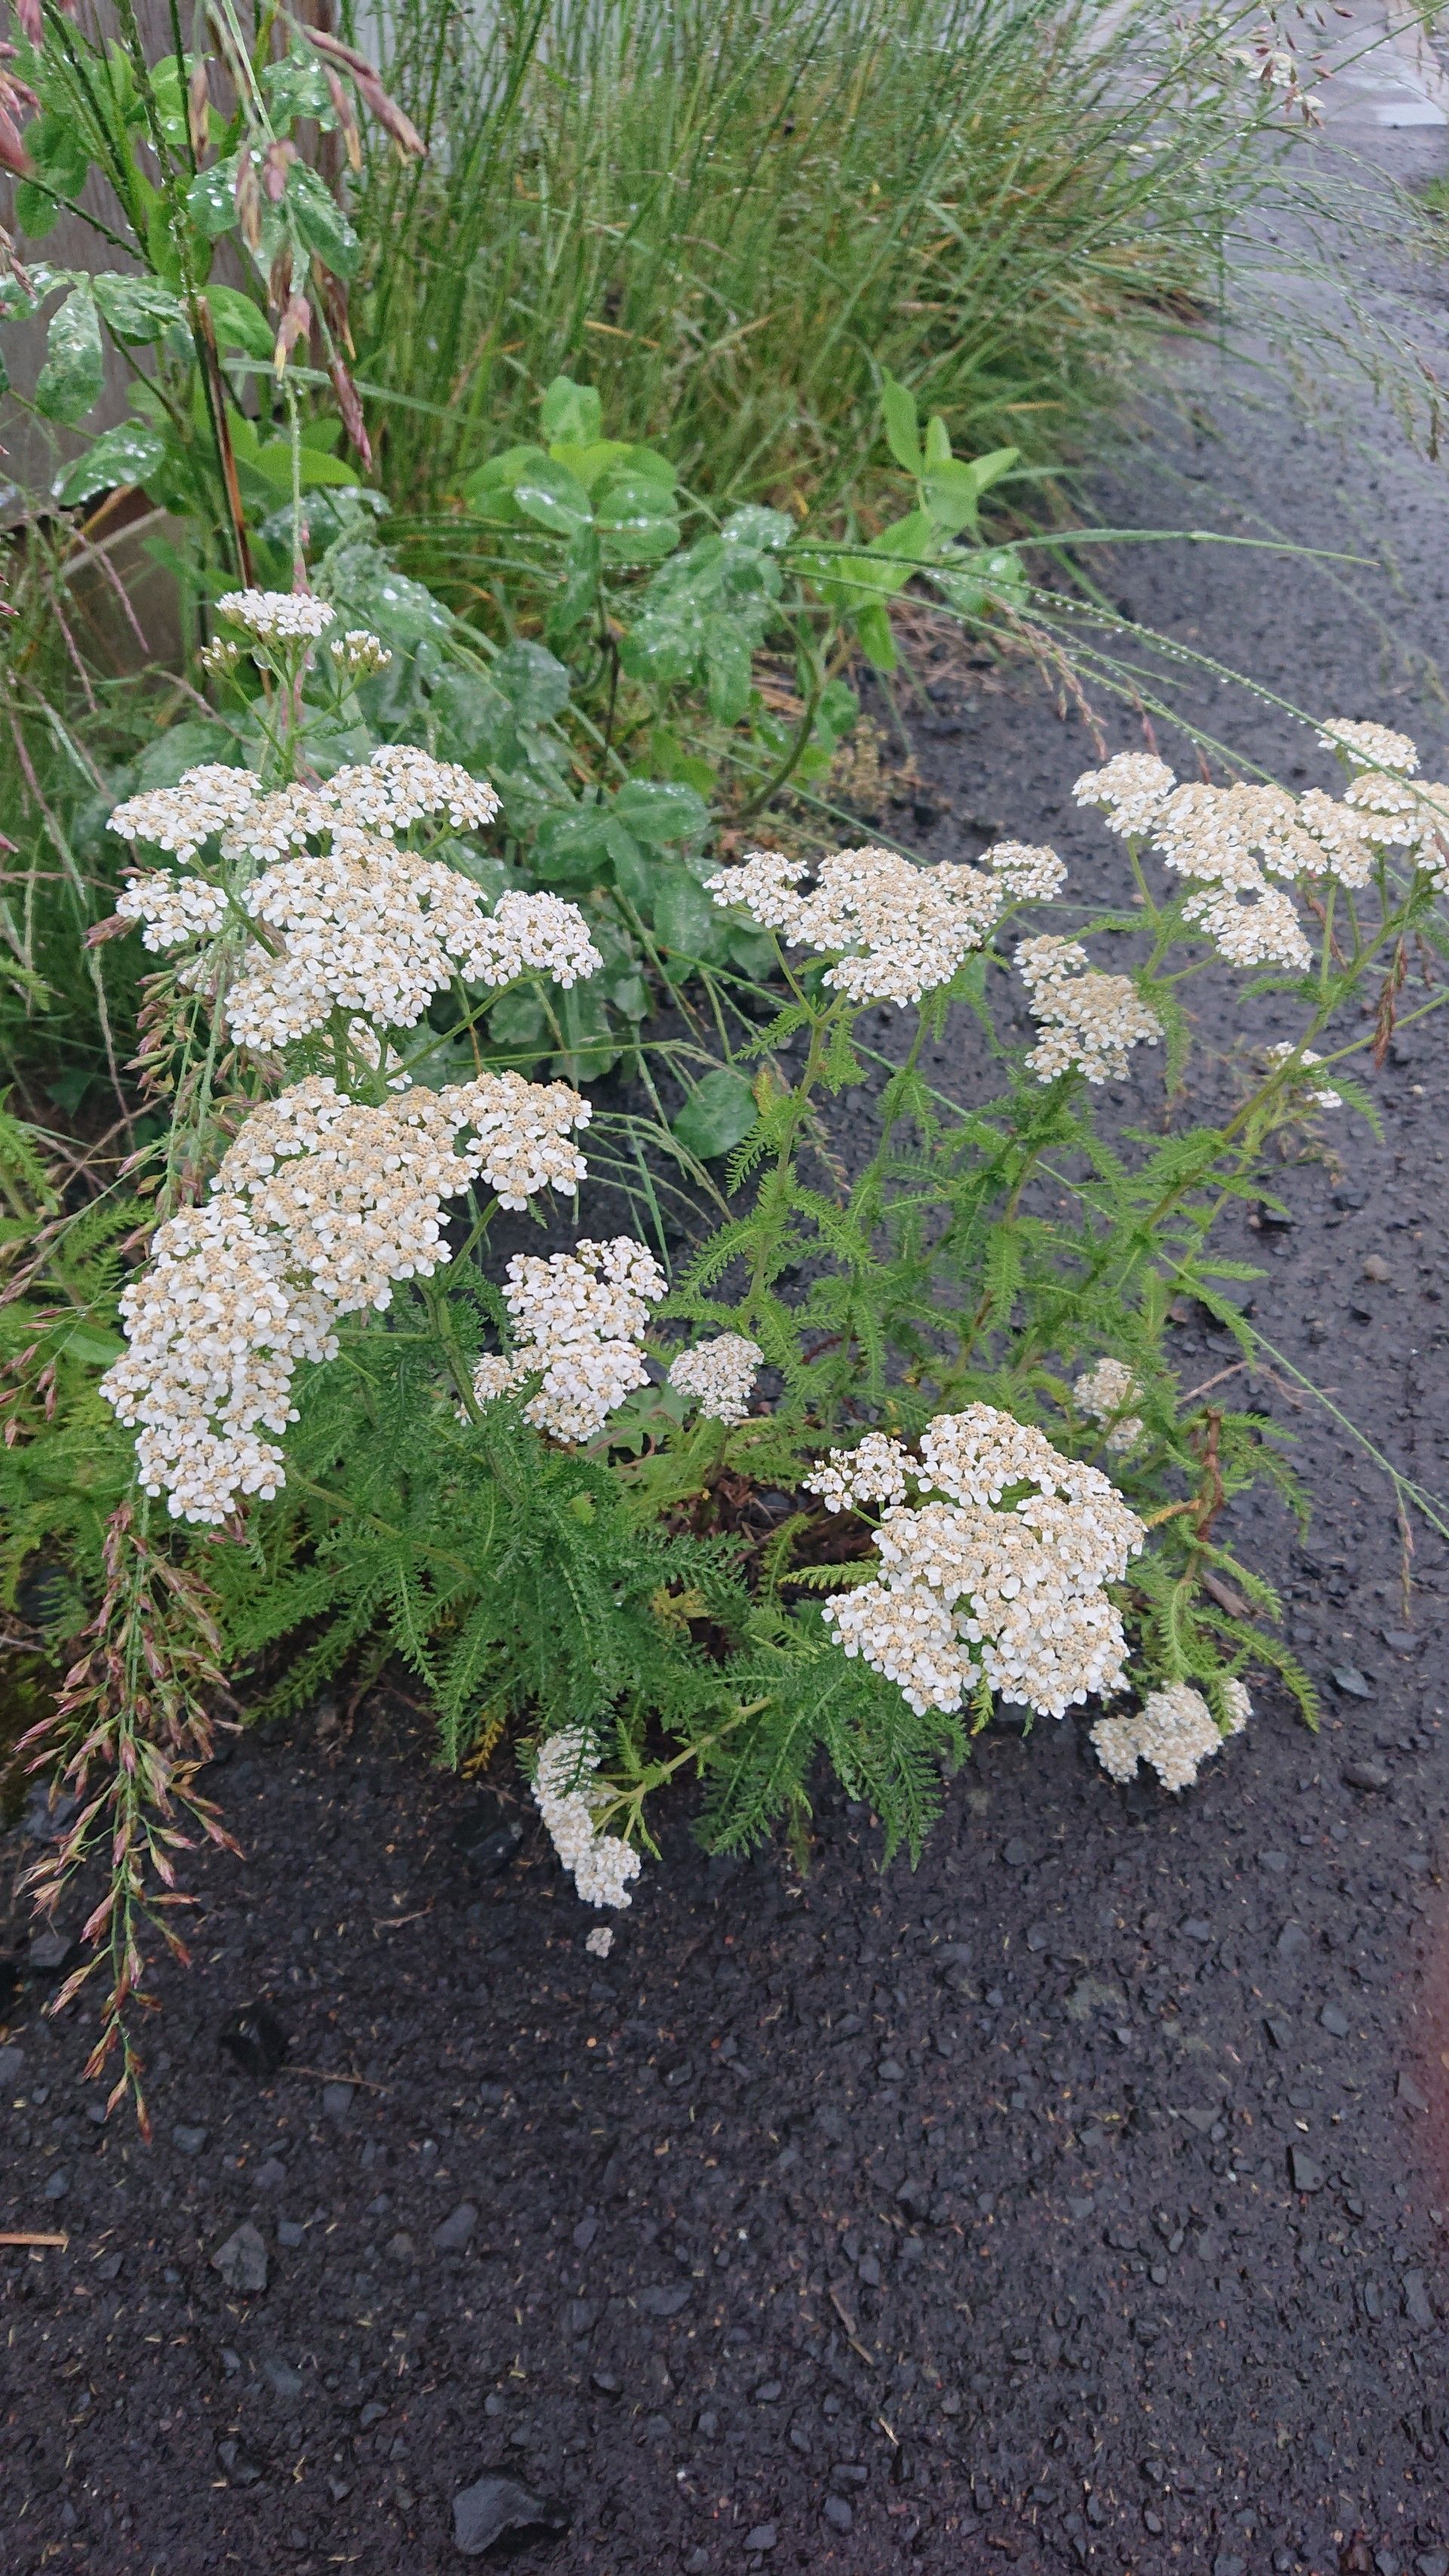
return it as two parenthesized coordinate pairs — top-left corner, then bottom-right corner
(1182, 1919), (1213, 1943)
(218, 2001), (290, 2083)
(262, 2356), (304, 2399)
(1343, 1761), (1389, 1791)
(822, 2498), (854, 2533)
(1402, 2270), (1435, 2326)
(1002, 1839), (1032, 1867)
(172, 2122), (208, 2156)
(877, 2057), (906, 2083)
(1398, 2073), (1429, 2113)
(743, 2527), (777, 2554)
(277, 2217), (307, 2249)
(1290, 2146), (1324, 2194)
(431, 2202), (478, 2254)
(591, 2369), (621, 2395)
(321, 2082), (355, 2122)
(637, 2283), (691, 2317)
(385, 2231), (416, 2264)
(1382, 1628), (1420, 1653)
(685, 2556), (709, 2574)
(216, 2437), (263, 2486)
(1276, 1922), (1309, 1959)
(358, 2401), (387, 2428)
(23, 1787), (79, 1845)
(254, 2158), (287, 2190)
(450, 1797), (524, 1884)
(895, 2178), (931, 2219)
(1414, 2553), (1449, 2576)
(1331, 1667), (1373, 1700)
(0, 2042), (23, 2089)
(565, 2300), (598, 2337)
(1320, 2005), (1351, 2038)
(211, 2221), (269, 2293)
(1259, 1850), (1288, 1874)
(27, 1926), (81, 1977)
(1361, 1254), (1392, 1283)
(42, 2167), (69, 2202)
(451, 2470), (570, 2558)
(572, 2213), (598, 2254)
(753, 2381), (782, 2404)
(1025, 1923), (1051, 1953)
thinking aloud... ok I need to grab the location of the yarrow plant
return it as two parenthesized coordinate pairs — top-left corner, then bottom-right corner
(16, 583), (1449, 2113)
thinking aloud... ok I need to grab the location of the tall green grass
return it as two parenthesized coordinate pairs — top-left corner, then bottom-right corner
(347, 0), (1284, 514)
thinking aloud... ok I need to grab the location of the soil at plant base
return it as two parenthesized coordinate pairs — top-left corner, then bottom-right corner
(11, 120), (1449, 2576)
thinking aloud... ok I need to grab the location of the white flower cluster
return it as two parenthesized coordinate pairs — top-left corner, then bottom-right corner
(1183, 882), (1312, 973)
(666, 1334), (763, 1425)
(804, 1429), (913, 1515)
(102, 1195), (340, 1524)
(1016, 936), (1163, 1083)
(533, 1728), (643, 1910)
(108, 753), (598, 1054)
(705, 844), (1003, 1007)
(1072, 752), (1177, 838)
(1091, 1679), (1250, 1793)
(103, 1072), (589, 1521)
(982, 840), (1068, 901)
(471, 1237), (667, 1444)
(1074, 1358), (1143, 1453)
(216, 588), (336, 644)
(1264, 1042), (1342, 1109)
(821, 1403), (1146, 1721)
(1318, 719), (1418, 774)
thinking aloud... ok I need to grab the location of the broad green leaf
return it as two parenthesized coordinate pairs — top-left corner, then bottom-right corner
(251, 439), (359, 491)
(924, 413), (952, 469)
(818, 678), (860, 740)
(854, 600), (897, 670)
(611, 779), (709, 845)
(14, 182), (59, 239)
(618, 606), (699, 688)
(540, 376), (603, 446)
(967, 445), (1020, 497)
(187, 154), (240, 240)
(546, 525), (601, 640)
(91, 272), (185, 343)
(922, 457), (984, 534)
(34, 285), (103, 425)
(488, 988), (549, 1049)
(493, 639), (571, 723)
(595, 469), (680, 565)
(511, 455), (593, 540)
(262, 51), (336, 125)
(721, 503), (794, 554)
(288, 165), (361, 279)
(23, 112), (88, 199)
(53, 420), (166, 506)
(880, 369), (923, 475)
(703, 616), (752, 724)
(651, 866), (726, 962)
(672, 1068), (758, 1159)
(207, 287), (273, 359)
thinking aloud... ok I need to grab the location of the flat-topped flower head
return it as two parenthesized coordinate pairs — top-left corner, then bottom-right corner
(706, 843), (1001, 1007)
(667, 1334), (763, 1426)
(214, 589), (332, 648)
(1074, 1357), (1143, 1453)
(1182, 882), (1312, 972)
(1091, 1678), (1249, 1793)
(1318, 719), (1419, 774)
(109, 763), (261, 863)
(982, 840), (1067, 901)
(1072, 752), (1177, 837)
(821, 1403), (1146, 1721)
(474, 1236), (668, 1445)
(805, 1430), (914, 1515)
(1016, 936), (1162, 1084)
(533, 1728), (642, 1910)
(216, 588), (336, 645)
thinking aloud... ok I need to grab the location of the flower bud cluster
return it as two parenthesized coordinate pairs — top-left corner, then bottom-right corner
(533, 1727), (643, 1910)
(706, 843), (1004, 1006)
(821, 1403), (1146, 1721)
(666, 1333), (764, 1424)
(330, 629), (393, 682)
(1091, 1678), (1250, 1793)
(1264, 1042), (1342, 1109)
(1016, 935), (1163, 1083)
(1074, 1357), (1143, 1452)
